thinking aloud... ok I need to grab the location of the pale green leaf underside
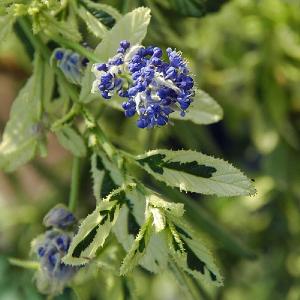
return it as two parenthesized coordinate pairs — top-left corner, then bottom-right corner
(80, 7), (151, 103)
(171, 89), (223, 125)
(0, 77), (40, 171)
(55, 126), (87, 157)
(0, 14), (15, 41)
(136, 149), (256, 196)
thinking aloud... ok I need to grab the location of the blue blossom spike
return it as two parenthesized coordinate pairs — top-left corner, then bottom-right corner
(33, 230), (77, 295)
(91, 41), (194, 128)
(43, 205), (76, 229)
(53, 48), (88, 85)
(32, 205), (79, 295)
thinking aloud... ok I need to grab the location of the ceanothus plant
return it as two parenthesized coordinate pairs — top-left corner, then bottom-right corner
(0, 1), (255, 298)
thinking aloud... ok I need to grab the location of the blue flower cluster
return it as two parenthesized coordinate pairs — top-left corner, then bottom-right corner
(54, 48), (88, 85)
(92, 41), (194, 128)
(32, 205), (77, 295)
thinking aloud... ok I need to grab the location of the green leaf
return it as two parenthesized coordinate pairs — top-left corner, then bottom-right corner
(120, 215), (153, 275)
(168, 0), (206, 17)
(168, 221), (223, 286)
(146, 194), (185, 233)
(114, 190), (169, 273)
(80, 7), (151, 103)
(136, 149), (256, 196)
(147, 194), (185, 218)
(0, 55), (45, 172)
(55, 126), (87, 157)
(171, 89), (223, 125)
(91, 152), (105, 201)
(78, 7), (108, 39)
(0, 13), (15, 41)
(44, 14), (82, 42)
(63, 185), (134, 266)
(82, 0), (122, 21)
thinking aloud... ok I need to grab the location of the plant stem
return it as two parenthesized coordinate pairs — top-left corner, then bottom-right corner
(68, 157), (81, 212)
(51, 103), (81, 130)
(82, 108), (116, 159)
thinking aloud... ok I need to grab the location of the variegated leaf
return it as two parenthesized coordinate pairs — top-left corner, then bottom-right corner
(120, 215), (153, 275)
(168, 221), (223, 286)
(78, 7), (108, 39)
(63, 185), (134, 265)
(136, 149), (256, 196)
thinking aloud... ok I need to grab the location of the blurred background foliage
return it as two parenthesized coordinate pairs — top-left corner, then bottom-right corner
(1, 0), (300, 299)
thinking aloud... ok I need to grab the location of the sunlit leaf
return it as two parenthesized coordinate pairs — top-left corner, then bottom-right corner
(120, 215), (153, 275)
(168, 221), (223, 286)
(136, 149), (256, 196)
(63, 185), (134, 266)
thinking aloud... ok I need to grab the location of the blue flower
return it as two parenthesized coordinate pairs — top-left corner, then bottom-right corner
(53, 48), (88, 85)
(91, 41), (194, 128)
(33, 230), (77, 295)
(32, 206), (78, 295)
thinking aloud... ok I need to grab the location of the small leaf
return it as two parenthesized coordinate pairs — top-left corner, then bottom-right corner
(63, 185), (132, 266)
(0, 55), (45, 172)
(120, 215), (153, 275)
(45, 15), (82, 42)
(55, 126), (87, 157)
(147, 194), (185, 217)
(78, 7), (108, 39)
(136, 149), (256, 196)
(80, 7), (151, 103)
(171, 89), (223, 125)
(168, 222), (223, 286)
(0, 13), (15, 41)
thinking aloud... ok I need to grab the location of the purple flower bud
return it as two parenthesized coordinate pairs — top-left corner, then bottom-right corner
(43, 205), (76, 229)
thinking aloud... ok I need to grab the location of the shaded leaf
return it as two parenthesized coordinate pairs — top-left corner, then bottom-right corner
(78, 7), (108, 39)
(55, 126), (87, 157)
(0, 55), (45, 172)
(168, 0), (206, 17)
